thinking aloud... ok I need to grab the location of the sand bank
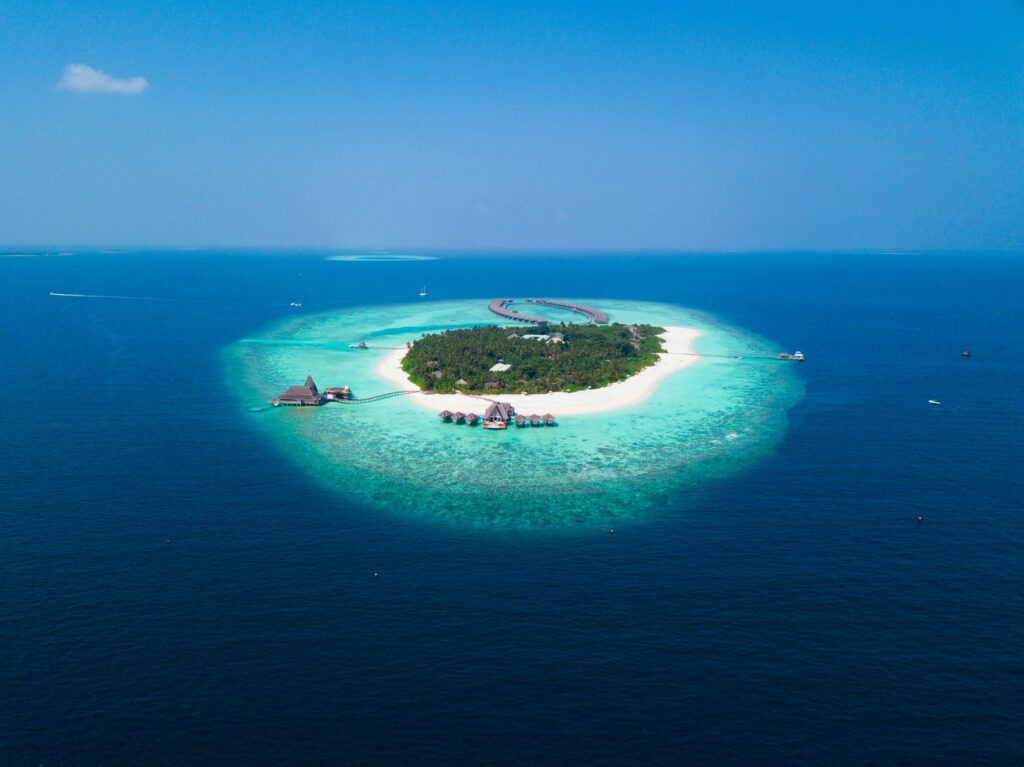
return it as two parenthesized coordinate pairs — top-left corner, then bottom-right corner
(372, 326), (700, 417)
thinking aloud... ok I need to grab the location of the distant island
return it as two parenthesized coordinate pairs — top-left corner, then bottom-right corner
(401, 322), (666, 394)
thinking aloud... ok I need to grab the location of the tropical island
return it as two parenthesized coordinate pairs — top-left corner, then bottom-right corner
(401, 322), (666, 394)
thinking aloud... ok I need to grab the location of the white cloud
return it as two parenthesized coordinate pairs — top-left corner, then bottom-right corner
(57, 64), (148, 95)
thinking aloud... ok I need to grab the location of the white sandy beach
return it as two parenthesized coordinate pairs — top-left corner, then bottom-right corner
(372, 326), (700, 417)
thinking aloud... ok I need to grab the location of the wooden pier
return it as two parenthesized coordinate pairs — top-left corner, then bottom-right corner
(524, 298), (609, 323)
(487, 299), (549, 324)
(664, 351), (805, 362)
(487, 298), (609, 325)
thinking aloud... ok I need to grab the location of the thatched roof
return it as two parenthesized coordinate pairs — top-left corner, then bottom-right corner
(271, 375), (321, 405)
(484, 402), (514, 422)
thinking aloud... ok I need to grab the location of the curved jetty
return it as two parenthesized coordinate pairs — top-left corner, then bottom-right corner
(524, 298), (609, 323)
(487, 298), (610, 325)
(487, 299), (549, 324)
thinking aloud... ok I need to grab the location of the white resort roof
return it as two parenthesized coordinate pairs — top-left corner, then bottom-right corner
(489, 362), (511, 372)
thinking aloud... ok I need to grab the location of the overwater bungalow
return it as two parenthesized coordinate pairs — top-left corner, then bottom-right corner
(465, 412), (480, 425)
(514, 414), (527, 427)
(439, 409), (453, 422)
(453, 411), (466, 424)
(481, 402), (515, 430)
(543, 413), (556, 426)
(271, 376), (323, 406)
(323, 386), (352, 400)
(529, 414), (541, 427)
(484, 402), (515, 424)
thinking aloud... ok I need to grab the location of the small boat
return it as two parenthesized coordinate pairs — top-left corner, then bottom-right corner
(419, 285), (428, 298)
(928, 400), (941, 406)
(482, 420), (507, 430)
(962, 350), (971, 358)
(349, 341), (367, 349)
(793, 351), (805, 361)
(289, 301), (303, 308)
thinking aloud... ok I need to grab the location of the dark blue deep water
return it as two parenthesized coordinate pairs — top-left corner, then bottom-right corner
(2, 251), (1021, 765)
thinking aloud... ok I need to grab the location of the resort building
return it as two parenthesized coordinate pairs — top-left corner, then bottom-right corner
(484, 402), (516, 425)
(271, 376), (323, 406)
(323, 386), (352, 400)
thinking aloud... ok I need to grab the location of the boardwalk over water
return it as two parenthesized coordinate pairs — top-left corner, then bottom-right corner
(487, 299), (549, 324)
(524, 298), (609, 323)
(487, 298), (609, 325)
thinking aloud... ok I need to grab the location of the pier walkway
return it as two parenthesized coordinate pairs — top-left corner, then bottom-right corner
(487, 298), (610, 324)
(487, 299), (549, 324)
(664, 352), (804, 362)
(524, 299), (609, 323)
(333, 390), (419, 403)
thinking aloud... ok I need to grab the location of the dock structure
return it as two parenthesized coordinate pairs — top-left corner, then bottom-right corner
(323, 386), (352, 400)
(487, 298), (610, 325)
(524, 299), (609, 324)
(271, 376), (323, 406)
(487, 299), (549, 324)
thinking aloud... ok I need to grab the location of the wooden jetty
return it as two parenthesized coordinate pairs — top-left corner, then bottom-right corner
(487, 298), (610, 325)
(665, 351), (806, 363)
(487, 299), (549, 324)
(524, 299), (609, 324)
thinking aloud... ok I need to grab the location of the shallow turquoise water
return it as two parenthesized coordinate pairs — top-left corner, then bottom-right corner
(225, 299), (804, 528)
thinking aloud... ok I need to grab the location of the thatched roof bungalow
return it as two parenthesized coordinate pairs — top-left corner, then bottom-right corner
(484, 402), (515, 424)
(271, 376), (323, 406)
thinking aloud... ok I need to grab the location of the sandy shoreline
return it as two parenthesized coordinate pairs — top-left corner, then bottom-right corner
(372, 326), (700, 416)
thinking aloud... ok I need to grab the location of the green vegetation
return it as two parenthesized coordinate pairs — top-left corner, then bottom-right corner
(402, 322), (666, 394)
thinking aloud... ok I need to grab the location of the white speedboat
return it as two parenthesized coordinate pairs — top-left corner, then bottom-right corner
(928, 399), (941, 405)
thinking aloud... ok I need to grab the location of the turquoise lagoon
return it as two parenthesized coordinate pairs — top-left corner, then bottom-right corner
(225, 299), (803, 528)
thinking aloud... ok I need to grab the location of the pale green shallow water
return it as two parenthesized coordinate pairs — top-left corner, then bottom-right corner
(224, 299), (804, 529)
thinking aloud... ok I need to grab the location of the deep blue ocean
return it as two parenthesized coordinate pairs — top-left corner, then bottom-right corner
(2, 251), (1021, 765)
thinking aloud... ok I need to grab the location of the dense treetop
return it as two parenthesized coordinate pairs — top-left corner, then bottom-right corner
(401, 322), (665, 394)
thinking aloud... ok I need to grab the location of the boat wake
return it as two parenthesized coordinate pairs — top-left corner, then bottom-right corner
(49, 291), (209, 303)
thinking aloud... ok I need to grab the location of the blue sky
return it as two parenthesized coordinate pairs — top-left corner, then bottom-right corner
(1, 1), (1023, 250)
